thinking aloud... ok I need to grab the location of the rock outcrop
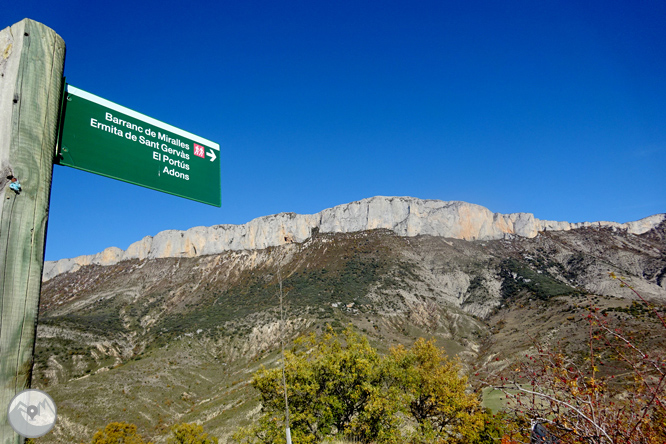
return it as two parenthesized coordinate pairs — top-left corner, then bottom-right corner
(43, 196), (665, 281)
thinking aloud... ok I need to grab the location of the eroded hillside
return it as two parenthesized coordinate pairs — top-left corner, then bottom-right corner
(34, 223), (666, 443)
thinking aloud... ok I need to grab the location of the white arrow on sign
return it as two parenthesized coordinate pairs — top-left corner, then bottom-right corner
(206, 149), (216, 162)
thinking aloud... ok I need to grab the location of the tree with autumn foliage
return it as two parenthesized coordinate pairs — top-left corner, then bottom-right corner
(168, 422), (219, 444)
(388, 337), (486, 443)
(232, 326), (491, 444)
(88, 422), (152, 444)
(488, 274), (666, 443)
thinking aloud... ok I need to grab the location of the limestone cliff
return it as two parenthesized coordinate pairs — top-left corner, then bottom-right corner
(43, 196), (665, 281)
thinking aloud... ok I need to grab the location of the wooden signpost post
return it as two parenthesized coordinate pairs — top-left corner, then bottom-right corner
(0, 16), (219, 442)
(0, 19), (65, 443)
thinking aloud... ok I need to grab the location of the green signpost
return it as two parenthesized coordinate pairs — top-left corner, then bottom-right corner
(58, 85), (221, 206)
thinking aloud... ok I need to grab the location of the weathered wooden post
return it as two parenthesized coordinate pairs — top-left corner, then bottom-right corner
(0, 19), (65, 443)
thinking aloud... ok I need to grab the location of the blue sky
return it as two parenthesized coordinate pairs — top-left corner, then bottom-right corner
(6, 1), (665, 261)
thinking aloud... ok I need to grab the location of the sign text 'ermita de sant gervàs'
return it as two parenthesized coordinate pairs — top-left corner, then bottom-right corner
(58, 84), (221, 206)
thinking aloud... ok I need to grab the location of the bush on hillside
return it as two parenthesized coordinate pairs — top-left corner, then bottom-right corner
(88, 422), (152, 444)
(168, 422), (218, 444)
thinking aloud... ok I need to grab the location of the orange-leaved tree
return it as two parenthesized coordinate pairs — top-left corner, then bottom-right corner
(488, 274), (666, 443)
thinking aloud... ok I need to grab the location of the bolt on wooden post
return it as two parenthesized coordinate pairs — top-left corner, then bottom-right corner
(0, 19), (65, 444)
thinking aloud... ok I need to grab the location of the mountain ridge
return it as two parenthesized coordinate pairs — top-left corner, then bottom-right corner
(34, 203), (666, 443)
(44, 196), (665, 280)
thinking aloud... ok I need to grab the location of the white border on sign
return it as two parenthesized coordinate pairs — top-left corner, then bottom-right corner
(66, 85), (220, 151)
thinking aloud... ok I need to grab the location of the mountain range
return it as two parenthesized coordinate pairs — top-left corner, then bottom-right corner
(34, 196), (666, 443)
(43, 196), (665, 280)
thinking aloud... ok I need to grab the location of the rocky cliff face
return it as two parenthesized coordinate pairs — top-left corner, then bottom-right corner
(33, 204), (666, 443)
(43, 196), (665, 280)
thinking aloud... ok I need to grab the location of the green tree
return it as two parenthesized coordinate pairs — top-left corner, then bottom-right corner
(89, 422), (152, 444)
(167, 423), (218, 444)
(471, 410), (514, 444)
(246, 326), (388, 443)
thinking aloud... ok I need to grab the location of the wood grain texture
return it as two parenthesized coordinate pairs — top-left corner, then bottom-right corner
(0, 19), (65, 444)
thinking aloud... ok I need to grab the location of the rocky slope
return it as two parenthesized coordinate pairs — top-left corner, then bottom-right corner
(32, 210), (666, 443)
(42, 196), (665, 280)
